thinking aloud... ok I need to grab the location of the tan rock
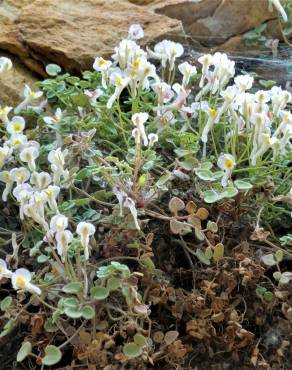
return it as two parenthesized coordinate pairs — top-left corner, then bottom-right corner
(13, 0), (183, 73)
(0, 52), (37, 107)
(185, 0), (278, 46)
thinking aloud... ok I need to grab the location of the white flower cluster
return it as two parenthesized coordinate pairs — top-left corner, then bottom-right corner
(0, 63), (96, 268)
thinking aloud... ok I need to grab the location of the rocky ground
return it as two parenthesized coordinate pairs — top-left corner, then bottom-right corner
(0, 0), (286, 106)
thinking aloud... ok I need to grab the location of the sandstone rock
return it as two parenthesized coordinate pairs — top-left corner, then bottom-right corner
(148, 0), (278, 46)
(184, 0), (278, 46)
(0, 0), (183, 74)
(0, 52), (37, 107)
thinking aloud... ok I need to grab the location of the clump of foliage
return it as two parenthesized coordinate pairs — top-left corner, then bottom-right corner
(0, 22), (291, 369)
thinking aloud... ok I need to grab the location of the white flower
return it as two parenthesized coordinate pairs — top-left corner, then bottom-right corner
(0, 57), (13, 73)
(148, 133), (158, 147)
(128, 23), (144, 40)
(48, 148), (68, 184)
(269, 0), (288, 22)
(0, 145), (12, 169)
(76, 222), (96, 260)
(149, 40), (184, 70)
(255, 90), (270, 105)
(84, 89), (103, 104)
(234, 75), (254, 92)
(10, 167), (30, 185)
(178, 62), (197, 87)
(107, 71), (130, 109)
(251, 133), (271, 165)
(7, 116), (25, 134)
(0, 170), (13, 201)
(0, 105), (12, 125)
(20, 146), (39, 172)
(0, 259), (12, 279)
(201, 107), (218, 144)
(45, 185), (60, 212)
(217, 153), (236, 187)
(14, 85), (43, 114)
(112, 39), (144, 69)
(13, 183), (33, 219)
(30, 172), (51, 190)
(156, 110), (176, 132)
(11, 268), (41, 295)
(50, 214), (68, 234)
(132, 112), (149, 146)
(55, 230), (73, 261)
(7, 133), (28, 149)
(93, 57), (112, 88)
(152, 82), (174, 105)
(198, 54), (213, 88)
(270, 86), (291, 117)
(43, 108), (62, 125)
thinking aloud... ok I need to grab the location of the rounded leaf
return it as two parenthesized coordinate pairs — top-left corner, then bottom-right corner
(234, 180), (253, 190)
(204, 190), (221, 203)
(64, 306), (82, 319)
(1, 296), (12, 312)
(275, 250), (283, 263)
(42, 345), (62, 366)
(196, 249), (211, 265)
(91, 286), (110, 300)
(123, 342), (142, 358)
(168, 197), (185, 214)
(213, 243), (224, 262)
(107, 277), (120, 291)
(17, 341), (32, 362)
(62, 282), (83, 294)
(164, 330), (179, 345)
(82, 305), (95, 319)
(221, 187), (238, 198)
(261, 254), (277, 266)
(134, 334), (147, 348)
(46, 64), (62, 76)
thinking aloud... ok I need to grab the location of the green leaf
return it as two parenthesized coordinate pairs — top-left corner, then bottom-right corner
(263, 291), (273, 302)
(123, 342), (143, 358)
(46, 64), (62, 76)
(63, 297), (79, 308)
(0, 318), (17, 337)
(37, 254), (50, 263)
(234, 180), (253, 190)
(196, 169), (216, 181)
(64, 306), (82, 319)
(17, 342), (32, 362)
(71, 94), (89, 107)
(134, 334), (147, 348)
(91, 286), (110, 300)
(261, 254), (277, 266)
(107, 277), (120, 291)
(206, 221), (218, 233)
(275, 250), (283, 263)
(259, 79), (276, 89)
(62, 282), (83, 294)
(221, 186), (238, 198)
(81, 305), (95, 319)
(0, 296), (12, 311)
(213, 243), (224, 262)
(196, 249), (211, 265)
(42, 345), (62, 366)
(204, 189), (221, 203)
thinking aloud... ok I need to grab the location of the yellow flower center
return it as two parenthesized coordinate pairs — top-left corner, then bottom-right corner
(224, 158), (234, 169)
(208, 108), (217, 119)
(13, 139), (22, 145)
(16, 275), (26, 289)
(13, 122), (22, 132)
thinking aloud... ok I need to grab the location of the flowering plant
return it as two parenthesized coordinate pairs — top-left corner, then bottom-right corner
(0, 23), (291, 368)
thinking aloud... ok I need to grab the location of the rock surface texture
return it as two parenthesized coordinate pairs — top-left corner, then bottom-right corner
(0, 0), (283, 88)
